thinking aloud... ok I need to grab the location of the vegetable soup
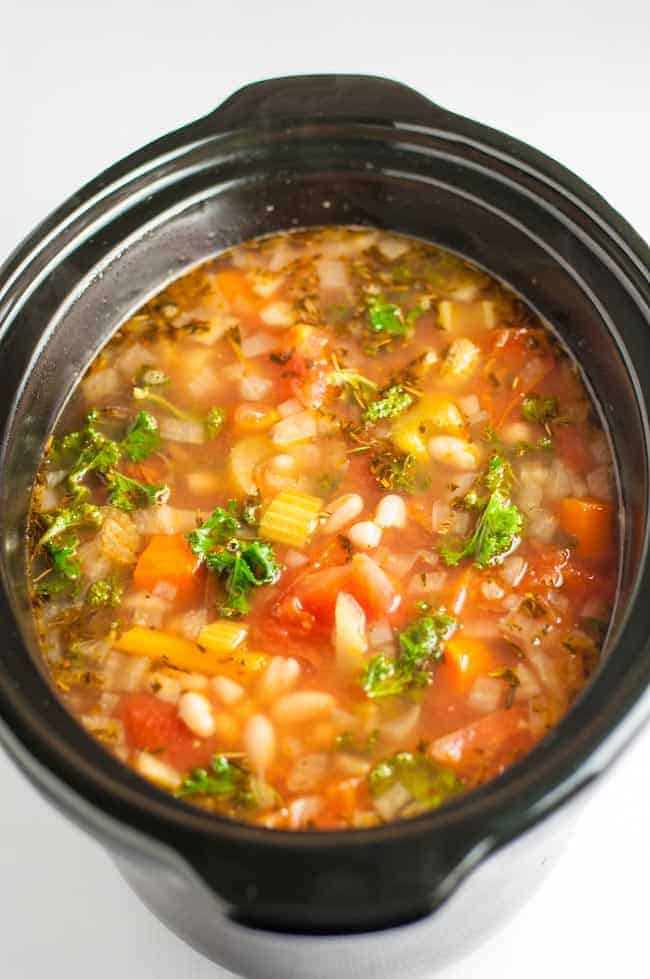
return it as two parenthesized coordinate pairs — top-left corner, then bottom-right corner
(29, 227), (619, 829)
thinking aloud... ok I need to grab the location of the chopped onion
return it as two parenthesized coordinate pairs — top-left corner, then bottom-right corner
(240, 332), (276, 358)
(277, 398), (303, 417)
(260, 300), (294, 328)
(82, 367), (120, 404)
(381, 551), (419, 579)
(240, 374), (272, 401)
(586, 465), (613, 500)
(288, 795), (324, 829)
(335, 592), (368, 674)
(382, 704), (421, 742)
(499, 555), (527, 587)
(287, 753), (329, 792)
(372, 780), (411, 821)
(316, 258), (349, 293)
(468, 676), (504, 713)
(159, 416), (205, 444)
(377, 236), (409, 260)
(408, 571), (447, 595)
(368, 618), (394, 648)
(186, 365), (220, 401)
(431, 501), (453, 533)
(271, 410), (317, 446)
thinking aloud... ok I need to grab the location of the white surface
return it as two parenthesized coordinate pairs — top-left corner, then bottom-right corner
(1, 1), (648, 977)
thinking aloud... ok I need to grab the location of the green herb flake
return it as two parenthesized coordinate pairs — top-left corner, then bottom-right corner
(363, 385), (414, 424)
(86, 577), (123, 608)
(521, 395), (558, 424)
(368, 750), (463, 811)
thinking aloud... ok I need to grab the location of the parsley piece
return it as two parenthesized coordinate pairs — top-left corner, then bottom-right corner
(440, 455), (523, 568)
(121, 411), (161, 462)
(106, 471), (170, 511)
(369, 751), (463, 811)
(521, 395), (558, 424)
(86, 577), (123, 608)
(177, 754), (255, 808)
(62, 411), (122, 499)
(363, 385), (413, 424)
(362, 609), (456, 698)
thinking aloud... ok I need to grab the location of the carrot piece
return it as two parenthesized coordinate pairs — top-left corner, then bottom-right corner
(558, 497), (615, 561)
(442, 635), (498, 692)
(213, 269), (257, 316)
(133, 534), (203, 605)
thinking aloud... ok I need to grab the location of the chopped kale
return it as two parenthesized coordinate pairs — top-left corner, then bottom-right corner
(39, 501), (104, 549)
(440, 455), (523, 568)
(121, 411), (161, 462)
(177, 754), (255, 808)
(362, 609), (456, 698)
(187, 501), (241, 559)
(106, 471), (170, 511)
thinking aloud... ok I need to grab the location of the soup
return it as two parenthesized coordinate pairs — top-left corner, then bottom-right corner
(29, 227), (618, 829)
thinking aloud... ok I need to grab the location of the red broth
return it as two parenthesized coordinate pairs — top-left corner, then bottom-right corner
(29, 227), (619, 829)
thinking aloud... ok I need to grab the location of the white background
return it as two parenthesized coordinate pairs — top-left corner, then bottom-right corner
(1, 1), (648, 977)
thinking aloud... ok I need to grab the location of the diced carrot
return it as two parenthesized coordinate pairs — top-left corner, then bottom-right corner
(554, 425), (593, 474)
(133, 534), (203, 606)
(558, 497), (615, 561)
(430, 706), (533, 783)
(442, 635), (498, 692)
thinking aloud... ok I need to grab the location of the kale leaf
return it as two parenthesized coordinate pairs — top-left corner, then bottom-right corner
(121, 411), (161, 461)
(521, 395), (558, 424)
(439, 455), (523, 568)
(362, 608), (457, 698)
(106, 472), (170, 511)
(177, 754), (255, 808)
(86, 577), (123, 608)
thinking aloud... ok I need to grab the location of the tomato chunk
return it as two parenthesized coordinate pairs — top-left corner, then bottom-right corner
(430, 707), (534, 783)
(118, 692), (216, 772)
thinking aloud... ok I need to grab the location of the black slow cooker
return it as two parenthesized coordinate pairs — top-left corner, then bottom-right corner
(0, 75), (648, 978)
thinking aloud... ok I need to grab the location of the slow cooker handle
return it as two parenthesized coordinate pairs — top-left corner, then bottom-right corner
(198, 74), (452, 131)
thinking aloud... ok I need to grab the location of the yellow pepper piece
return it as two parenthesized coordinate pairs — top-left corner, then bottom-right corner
(392, 395), (465, 459)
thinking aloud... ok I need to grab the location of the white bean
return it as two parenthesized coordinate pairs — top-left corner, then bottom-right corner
(288, 796), (324, 829)
(135, 752), (182, 791)
(211, 676), (245, 705)
(348, 520), (382, 550)
(243, 715), (276, 774)
(428, 435), (480, 471)
(258, 656), (301, 702)
(374, 494), (407, 529)
(271, 691), (335, 725)
(323, 494), (364, 534)
(178, 692), (216, 738)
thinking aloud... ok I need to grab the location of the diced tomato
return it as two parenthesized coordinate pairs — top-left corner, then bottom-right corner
(288, 554), (399, 625)
(555, 425), (593, 474)
(430, 706), (534, 783)
(117, 692), (217, 772)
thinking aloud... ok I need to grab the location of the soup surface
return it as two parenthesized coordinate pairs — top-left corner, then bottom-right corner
(29, 227), (618, 829)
